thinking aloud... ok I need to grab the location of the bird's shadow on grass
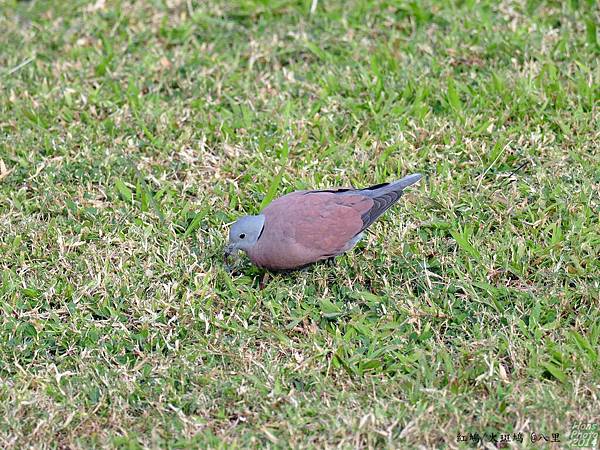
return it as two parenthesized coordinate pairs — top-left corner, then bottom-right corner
(224, 258), (330, 290)
(221, 244), (372, 291)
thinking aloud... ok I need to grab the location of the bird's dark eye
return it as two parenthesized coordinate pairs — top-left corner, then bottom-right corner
(239, 233), (246, 239)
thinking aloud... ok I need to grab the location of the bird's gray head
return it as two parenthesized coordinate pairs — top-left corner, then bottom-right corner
(225, 214), (265, 257)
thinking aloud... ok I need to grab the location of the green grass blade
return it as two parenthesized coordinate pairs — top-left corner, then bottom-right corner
(259, 142), (290, 210)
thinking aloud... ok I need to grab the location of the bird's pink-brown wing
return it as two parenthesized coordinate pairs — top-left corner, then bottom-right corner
(247, 191), (373, 270)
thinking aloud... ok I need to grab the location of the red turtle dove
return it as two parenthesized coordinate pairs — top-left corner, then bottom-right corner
(225, 173), (422, 271)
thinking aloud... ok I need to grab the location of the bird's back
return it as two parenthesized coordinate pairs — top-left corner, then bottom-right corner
(246, 174), (422, 270)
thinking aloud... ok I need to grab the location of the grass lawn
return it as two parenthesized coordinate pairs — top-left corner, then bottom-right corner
(1, 0), (599, 448)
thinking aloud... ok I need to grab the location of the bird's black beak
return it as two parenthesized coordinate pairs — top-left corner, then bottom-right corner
(224, 244), (238, 273)
(224, 244), (233, 258)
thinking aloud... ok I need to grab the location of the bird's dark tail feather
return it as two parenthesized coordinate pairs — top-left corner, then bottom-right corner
(361, 173), (422, 195)
(358, 173), (422, 231)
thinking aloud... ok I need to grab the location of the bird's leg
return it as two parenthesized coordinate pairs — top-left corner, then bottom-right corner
(259, 272), (270, 290)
